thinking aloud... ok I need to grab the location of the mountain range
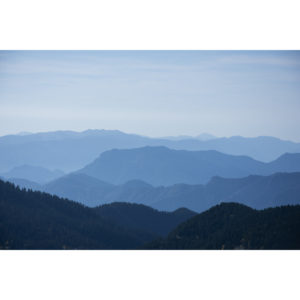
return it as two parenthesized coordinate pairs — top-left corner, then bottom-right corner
(1, 129), (300, 250)
(3, 145), (300, 187)
(1, 129), (300, 172)
(0, 165), (64, 184)
(78, 146), (300, 186)
(8, 171), (300, 213)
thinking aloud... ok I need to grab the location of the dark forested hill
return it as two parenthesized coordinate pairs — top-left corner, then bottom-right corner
(0, 180), (155, 249)
(78, 146), (300, 186)
(1, 179), (299, 250)
(94, 202), (196, 237)
(0, 180), (197, 249)
(1, 130), (300, 173)
(145, 203), (300, 250)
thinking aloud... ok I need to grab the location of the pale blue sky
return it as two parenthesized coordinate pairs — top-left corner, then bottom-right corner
(0, 51), (300, 141)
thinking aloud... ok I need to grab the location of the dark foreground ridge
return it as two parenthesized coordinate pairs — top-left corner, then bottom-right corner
(0, 180), (195, 249)
(94, 202), (196, 237)
(145, 202), (300, 250)
(1, 179), (299, 250)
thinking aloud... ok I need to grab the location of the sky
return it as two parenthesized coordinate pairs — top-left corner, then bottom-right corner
(0, 50), (300, 141)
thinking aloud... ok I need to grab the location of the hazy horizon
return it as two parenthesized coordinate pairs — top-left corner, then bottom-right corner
(1, 51), (300, 141)
(1, 128), (300, 143)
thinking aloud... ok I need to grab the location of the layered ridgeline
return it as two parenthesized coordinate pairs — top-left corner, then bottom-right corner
(12, 172), (300, 213)
(1, 129), (300, 172)
(0, 180), (195, 249)
(78, 147), (300, 186)
(1, 180), (299, 250)
(145, 203), (300, 250)
(3, 145), (300, 187)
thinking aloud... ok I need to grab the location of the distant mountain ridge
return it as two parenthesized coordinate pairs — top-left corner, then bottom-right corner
(159, 133), (216, 141)
(151, 172), (300, 212)
(1, 129), (300, 172)
(1, 165), (64, 184)
(12, 171), (300, 213)
(78, 146), (300, 186)
(43, 173), (114, 207)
